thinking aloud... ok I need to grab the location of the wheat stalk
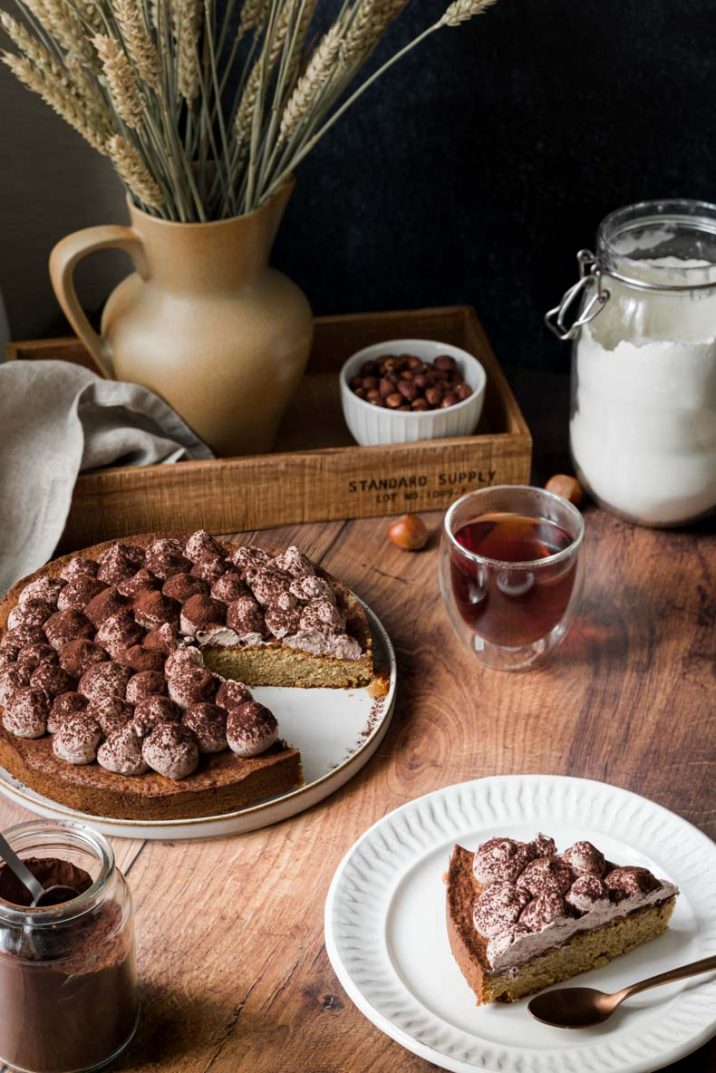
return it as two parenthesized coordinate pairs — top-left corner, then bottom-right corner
(93, 31), (144, 127)
(115, 0), (160, 87)
(4, 0), (497, 221)
(107, 133), (163, 206)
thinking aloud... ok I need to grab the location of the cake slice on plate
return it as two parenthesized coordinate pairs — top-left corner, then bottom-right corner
(446, 834), (678, 1004)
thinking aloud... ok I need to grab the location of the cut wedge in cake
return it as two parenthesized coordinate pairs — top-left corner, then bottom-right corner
(446, 834), (678, 1004)
(0, 532), (374, 820)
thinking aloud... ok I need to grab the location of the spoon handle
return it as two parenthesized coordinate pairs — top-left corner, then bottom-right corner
(615, 954), (716, 1004)
(0, 834), (44, 901)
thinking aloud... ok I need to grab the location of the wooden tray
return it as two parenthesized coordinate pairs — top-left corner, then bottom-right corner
(7, 306), (531, 551)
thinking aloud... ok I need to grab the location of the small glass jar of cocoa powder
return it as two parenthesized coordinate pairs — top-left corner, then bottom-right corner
(0, 820), (139, 1073)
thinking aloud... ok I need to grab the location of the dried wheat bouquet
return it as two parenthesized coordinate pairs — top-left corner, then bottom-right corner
(1, 0), (497, 221)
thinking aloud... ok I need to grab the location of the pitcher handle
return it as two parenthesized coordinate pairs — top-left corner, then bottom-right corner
(49, 225), (149, 379)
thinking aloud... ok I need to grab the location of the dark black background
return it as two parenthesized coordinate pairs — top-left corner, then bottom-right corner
(271, 0), (716, 376)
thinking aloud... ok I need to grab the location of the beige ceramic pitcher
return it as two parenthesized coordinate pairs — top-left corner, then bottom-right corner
(49, 182), (313, 457)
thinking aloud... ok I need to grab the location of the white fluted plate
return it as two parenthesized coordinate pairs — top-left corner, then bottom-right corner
(324, 775), (716, 1073)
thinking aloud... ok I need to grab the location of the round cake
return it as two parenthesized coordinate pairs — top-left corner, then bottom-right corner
(0, 532), (373, 820)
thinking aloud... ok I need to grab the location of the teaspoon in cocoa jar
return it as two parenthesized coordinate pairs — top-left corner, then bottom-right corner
(0, 833), (79, 907)
(528, 954), (716, 1028)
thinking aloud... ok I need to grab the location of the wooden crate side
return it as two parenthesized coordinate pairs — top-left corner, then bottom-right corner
(60, 432), (530, 550)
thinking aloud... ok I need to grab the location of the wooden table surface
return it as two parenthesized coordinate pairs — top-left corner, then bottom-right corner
(0, 505), (714, 1073)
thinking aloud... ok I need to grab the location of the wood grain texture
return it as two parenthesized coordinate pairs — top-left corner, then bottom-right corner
(0, 510), (713, 1073)
(5, 307), (532, 548)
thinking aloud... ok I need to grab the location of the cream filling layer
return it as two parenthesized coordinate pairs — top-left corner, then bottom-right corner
(485, 881), (678, 975)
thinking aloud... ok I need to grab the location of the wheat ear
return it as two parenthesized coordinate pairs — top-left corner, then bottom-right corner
(237, 0), (270, 38)
(1, 52), (107, 151)
(93, 32), (144, 128)
(22, 0), (95, 64)
(115, 0), (160, 87)
(279, 19), (342, 143)
(107, 133), (163, 207)
(439, 0), (498, 27)
(173, 0), (201, 102)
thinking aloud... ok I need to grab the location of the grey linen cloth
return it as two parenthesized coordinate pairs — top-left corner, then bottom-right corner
(0, 359), (212, 593)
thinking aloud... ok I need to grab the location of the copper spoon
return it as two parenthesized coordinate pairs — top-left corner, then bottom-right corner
(528, 954), (716, 1028)
(0, 833), (78, 907)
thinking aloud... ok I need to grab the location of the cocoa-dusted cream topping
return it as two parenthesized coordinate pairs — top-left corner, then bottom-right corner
(78, 662), (130, 703)
(132, 696), (180, 736)
(126, 671), (166, 704)
(3, 625), (46, 648)
(164, 646), (203, 677)
(96, 543), (144, 585)
(226, 596), (267, 639)
(185, 530), (224, 563)
(84, 588), (127, 628)
(229, 546), (271, 579)
(167, 664), (217, 708)
(144, 538), (190, 579)
(467, 833), (678, 973)
(603, 866), (660, 902)
(117, 568), (159, 599)
(565, 874), (609, 913)
(517, 856), (573, 896)
(56, 576), (106, 612)
(273, 546), (315, 578)
(52, 713), (102, 764)
(142, 722), (199, 779)
(48, 692), (88, 733)
(210, 571), (247, 603)
(98, 726), (148, 775)
(289, 575), (333, 603)
(58, 639), (108, 677)
(17, 576), (64, 607)
(264, 603), (301, 638)
(116, 645), (165, 673)
(44, 609), (94, 650)
(87, 697), (134, 736)
(472, 838), (536, 886)
(144, 623), (180, 653)
(562, 840), (606, 877)
(474, 881), (530, 938)
(299, 599), (345, 633)
(3, 686), (50, 738)
(59, 557), (97, 582)
(226, 701), (278, 757)
(183, 703), (227, 753)
(0, 531), (366, 780)
(16, 642), (57, 671)
(250, 568), (293, 608)
(0, 664), (32, 706)
(179, 594), (225, 637)
(190, 556), (225, 584)
(133, 590), (180, 630)
(519, 890), (567, 932)
(215, 678), (251, 709)
(30, 662), (73, 698)
(95, 610), (144, 657)
(8, 598), (54, 630)
(162, 573), (208, 602)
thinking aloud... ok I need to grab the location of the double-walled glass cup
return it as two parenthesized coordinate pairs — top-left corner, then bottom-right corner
(439, 486), (585, 670)
(0, 820), (139, 1073)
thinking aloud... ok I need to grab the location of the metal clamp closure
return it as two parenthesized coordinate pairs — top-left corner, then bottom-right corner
(545, 249), (611, 341)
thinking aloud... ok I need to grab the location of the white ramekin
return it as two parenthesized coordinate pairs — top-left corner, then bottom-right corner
(339, 339), (487, 446)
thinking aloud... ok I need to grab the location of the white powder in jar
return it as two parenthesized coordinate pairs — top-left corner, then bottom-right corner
(570, 257), (716, 526)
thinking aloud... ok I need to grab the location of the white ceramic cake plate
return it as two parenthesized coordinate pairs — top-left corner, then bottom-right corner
(0, 603), (396, 840)
(325, 774), (716, 1073)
